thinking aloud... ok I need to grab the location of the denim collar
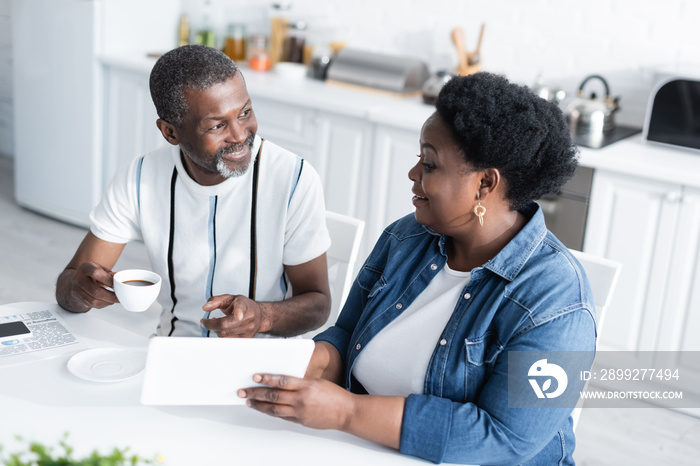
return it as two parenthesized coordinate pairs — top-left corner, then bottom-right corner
(424, 202), (546, 281)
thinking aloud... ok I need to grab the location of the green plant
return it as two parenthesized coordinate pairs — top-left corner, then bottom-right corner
(0, 433), (164, 466)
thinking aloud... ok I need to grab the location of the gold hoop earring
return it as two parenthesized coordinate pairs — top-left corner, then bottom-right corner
(474, 201), (486, 227)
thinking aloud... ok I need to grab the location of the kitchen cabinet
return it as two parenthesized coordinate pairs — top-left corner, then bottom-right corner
(365, 125), (420, 255)
(102, 65), (162, 187)
(312, 112), (373, 222)
(584, 170), (700, 411)
(249, 96), (317, 162)
(251, 95), (374, 238)
(584, 170), (700, 354)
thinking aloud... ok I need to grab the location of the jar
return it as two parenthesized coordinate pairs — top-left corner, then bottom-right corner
(223, 23), (246, 62)
(268, 2), (291, 67)
(282, 20), (307, 63)
(248, 34), (271, 71)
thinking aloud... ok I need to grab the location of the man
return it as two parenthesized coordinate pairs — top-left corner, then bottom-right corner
(56, 45), (331, 338)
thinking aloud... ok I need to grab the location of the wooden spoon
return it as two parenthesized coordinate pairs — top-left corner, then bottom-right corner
(468, 23), (485, 66)
(451, 28), (469, 75)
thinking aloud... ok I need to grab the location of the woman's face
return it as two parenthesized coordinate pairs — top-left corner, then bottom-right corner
(408, 113), (481, 235)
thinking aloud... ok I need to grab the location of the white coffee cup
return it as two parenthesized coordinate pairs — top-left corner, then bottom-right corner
(113, 269), (162, 312)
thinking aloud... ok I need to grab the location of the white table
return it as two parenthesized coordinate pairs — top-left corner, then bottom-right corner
(0, 302), (432, 465)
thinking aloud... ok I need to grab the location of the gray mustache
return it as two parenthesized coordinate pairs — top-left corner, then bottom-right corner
(219, 135), (255, 156)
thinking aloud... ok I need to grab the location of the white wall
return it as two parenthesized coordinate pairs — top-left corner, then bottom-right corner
(2, 0), (699, 158)
(182, 0), (700, 77)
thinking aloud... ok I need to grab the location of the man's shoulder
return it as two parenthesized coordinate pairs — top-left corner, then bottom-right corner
(259, 138), (321, 184)
(141, 144), (175, 164)
(260, 138), (299, 162)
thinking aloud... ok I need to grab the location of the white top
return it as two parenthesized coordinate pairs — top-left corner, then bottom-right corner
(90, 135), (330, 337)
(352, 264), (471, 396)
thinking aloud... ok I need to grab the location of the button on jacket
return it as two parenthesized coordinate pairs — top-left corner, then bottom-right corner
(315, 203), (596, 465)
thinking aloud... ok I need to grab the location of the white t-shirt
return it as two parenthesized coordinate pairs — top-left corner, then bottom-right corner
(352, 264), (471, 396)
(90, 135), (330, 337)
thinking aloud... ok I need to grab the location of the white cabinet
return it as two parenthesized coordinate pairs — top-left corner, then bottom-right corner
(584, 171), (683, 351)
(584, 170), (700, 353)
(251, 95), (374, 242)
(585, 172), (700, 412)
(102, 65), (162, 187)
(249, 96), (317, 163)
(364, 125), (420, 257)
(313, 112), (373, 221)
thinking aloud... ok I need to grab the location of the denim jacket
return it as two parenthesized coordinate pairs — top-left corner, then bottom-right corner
(315, 204), (596, 465)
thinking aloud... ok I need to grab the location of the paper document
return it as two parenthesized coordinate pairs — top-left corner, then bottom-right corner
(0, 304), (87, 365)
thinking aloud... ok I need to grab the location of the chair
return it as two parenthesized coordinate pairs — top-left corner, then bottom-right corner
(568, 249), (622, 431)
(302, 211), (365, 338)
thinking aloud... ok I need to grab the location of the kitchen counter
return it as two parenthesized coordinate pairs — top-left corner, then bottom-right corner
(100, 55), (433, 126)
(101, 54), (700, 187)
(578, 136), (700, 188)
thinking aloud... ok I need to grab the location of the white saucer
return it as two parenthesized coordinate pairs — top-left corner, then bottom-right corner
(67, 347), (146, 383)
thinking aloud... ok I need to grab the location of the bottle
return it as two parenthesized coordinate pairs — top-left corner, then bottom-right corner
(195, 0), (216, 47)
(248, 34), (271, 71)
(223, 23), (246, 62)
(177, 14), (190, 47)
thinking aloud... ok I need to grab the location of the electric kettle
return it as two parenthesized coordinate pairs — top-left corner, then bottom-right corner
(565, 75), (620, 137)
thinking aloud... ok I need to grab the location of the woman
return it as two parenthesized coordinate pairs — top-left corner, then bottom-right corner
(239, 72), (596, 465)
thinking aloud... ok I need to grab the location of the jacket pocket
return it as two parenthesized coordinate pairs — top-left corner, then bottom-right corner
(463, 332), (504, 400)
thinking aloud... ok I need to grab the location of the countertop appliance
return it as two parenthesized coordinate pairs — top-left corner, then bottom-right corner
(326, 49), (430, 95)
(644, 76), (700, 153)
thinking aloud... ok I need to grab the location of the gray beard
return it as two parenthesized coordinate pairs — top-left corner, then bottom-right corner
(216, 156), (249, 178)
(214, 134), (255, 178)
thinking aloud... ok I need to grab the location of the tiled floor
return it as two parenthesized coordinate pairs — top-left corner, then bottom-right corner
(2, 154), (699, 465)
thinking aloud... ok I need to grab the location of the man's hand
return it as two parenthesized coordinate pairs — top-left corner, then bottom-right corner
(200, 294), (272, 338)
(57, 262), (118, 313)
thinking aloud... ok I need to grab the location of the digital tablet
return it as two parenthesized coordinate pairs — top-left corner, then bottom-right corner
(140, 337), (315, 405)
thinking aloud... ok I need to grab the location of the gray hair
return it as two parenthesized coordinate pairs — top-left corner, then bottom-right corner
(149, 45), (240, 127)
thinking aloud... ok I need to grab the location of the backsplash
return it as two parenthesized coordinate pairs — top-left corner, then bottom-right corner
(1, 0), (699, 157)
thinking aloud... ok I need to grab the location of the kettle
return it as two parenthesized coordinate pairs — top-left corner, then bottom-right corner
(565, 75), (620, 136)
(530, 75), (566, 104)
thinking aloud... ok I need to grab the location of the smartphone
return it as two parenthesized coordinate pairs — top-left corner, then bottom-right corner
(0, 321), (32, 342)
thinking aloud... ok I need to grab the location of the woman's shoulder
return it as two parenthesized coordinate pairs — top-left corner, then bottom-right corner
(507, 234), (595, 325)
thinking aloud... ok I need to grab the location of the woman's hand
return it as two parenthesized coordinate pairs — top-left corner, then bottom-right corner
(238, 374), (355, 430)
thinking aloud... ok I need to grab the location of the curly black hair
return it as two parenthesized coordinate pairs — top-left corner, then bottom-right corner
(434, 72), (579, 210)
(149, 45), (240, 127)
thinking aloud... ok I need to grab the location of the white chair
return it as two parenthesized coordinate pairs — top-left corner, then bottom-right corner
(302, 211), (364, 338)
(568, 249), (622, 431)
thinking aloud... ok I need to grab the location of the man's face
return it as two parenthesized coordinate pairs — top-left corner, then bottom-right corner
(176, 73), (258, 186)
